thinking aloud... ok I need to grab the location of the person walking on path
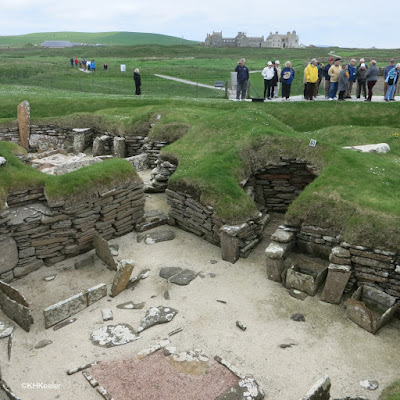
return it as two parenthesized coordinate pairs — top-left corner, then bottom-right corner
(273, 60), (281, 98)
(262, 61), (276, 100)
(281, 61), (295, 100)
(74, 58), (79, 68)
(305, 59), (319, 100)
(338, 64), (350, 100)
(70, 57), (74, 67)
(323, 57), (334, 98)
(384, 59), (396, 97)
(235, 58), (249, 101)
(345, 59), (357, 98)
(356, 63), (367, 99)
(365, 60), (379, 101)
(328, 58), (342, 100)
(134, 68), (141, 95)
(384, 63), (400, 101)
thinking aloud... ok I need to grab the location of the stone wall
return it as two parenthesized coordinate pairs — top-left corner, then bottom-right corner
(0, 182), (145, 282)
(166, 188), (269, 262)
(245, 161), (317, 213)
(294, 224), (400, 303)
(0, 123), (169, 169)
(0, 125), (20, 144)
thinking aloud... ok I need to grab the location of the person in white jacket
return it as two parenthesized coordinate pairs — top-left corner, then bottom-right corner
(262, 61), (276, 100)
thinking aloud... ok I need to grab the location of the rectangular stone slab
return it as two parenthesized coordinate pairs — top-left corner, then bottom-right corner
(266, 258), (284, 282)
(321, 264), (351, 304)
(87, 283), (107, 306)
(221, 233), (240, 264)
(44, 293), (87, 328)
(110, 261), (134, 297)
(0, 288), (33, 332)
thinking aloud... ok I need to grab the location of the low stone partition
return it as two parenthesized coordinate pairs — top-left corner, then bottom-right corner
(166, 188), (269, 262)
(0, 124), (19, 144)
(0, 182), (145, 282)
(245, 160), (317, 213)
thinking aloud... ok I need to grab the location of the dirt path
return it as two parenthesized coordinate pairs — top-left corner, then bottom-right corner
(1, 171), (399, 400)
(154, 74), (222, 90)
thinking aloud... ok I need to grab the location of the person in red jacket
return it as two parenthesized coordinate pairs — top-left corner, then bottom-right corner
(74, 58), (78, 68)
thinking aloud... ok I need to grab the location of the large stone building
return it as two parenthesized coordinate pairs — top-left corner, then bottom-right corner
(204, 31), (300, 48)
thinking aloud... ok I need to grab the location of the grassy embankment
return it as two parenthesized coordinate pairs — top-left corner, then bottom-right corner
(1, 94), (399, 250)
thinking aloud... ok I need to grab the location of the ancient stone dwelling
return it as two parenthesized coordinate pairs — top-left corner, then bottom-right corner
(204, 31), (300, 48)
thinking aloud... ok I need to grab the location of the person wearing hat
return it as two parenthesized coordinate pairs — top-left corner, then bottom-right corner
(345, 59), (357, 98)
(355, 63), (367, 99)
(323, 57), (334, 98)
(273, 60), (281, 98)
(365, 60), (379, 101)
(305, 59), (319, 100)
(384, 59), (396, 97)
(328, 58), (342, 100)
(262, 61), (276, 100)
(384, 63), (400, 101)
(280, 61), (295, 100)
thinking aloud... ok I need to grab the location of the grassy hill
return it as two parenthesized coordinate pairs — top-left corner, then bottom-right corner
(0, 31), (197, 48)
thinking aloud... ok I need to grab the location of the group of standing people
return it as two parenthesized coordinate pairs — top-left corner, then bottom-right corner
(235, 57), (400, 102)
(69, 57), (96, 71)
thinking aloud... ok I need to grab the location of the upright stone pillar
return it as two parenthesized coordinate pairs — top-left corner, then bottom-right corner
(113, 137), (126, 158)
(92, 137), (105, 157)
(17, 101), (30, 150)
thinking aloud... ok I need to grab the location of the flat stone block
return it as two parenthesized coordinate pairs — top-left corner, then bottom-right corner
(221, 233), (240, 264)
(110, 260), (134, 297)
(44, 292), (87, 329)
(321, 264), (351, 304)
(265, 241), (292, 260)
(0, 237), (18, 274)
(87, 283), (107, 306)
(301, 375), (331, 400)
(266, 258), (284, 282)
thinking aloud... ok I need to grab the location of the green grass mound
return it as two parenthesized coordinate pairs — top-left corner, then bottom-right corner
(0, 141), (140, 208)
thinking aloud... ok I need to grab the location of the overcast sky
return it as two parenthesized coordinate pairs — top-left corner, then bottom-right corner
(0, 0), (398, 49)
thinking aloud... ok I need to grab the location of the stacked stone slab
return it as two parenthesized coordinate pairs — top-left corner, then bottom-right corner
(142, 141), (170, 168)
(73, 128), (93, 153)
(245, 161), (317, 213)
(297, 225), (341, 259)
(147, 160), (177, 192)
(0, 182), (144, 282)
(265, 226), (297, 282)
(0, 124), (19, 143)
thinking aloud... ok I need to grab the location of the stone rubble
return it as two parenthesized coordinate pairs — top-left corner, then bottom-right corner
(137, 305), (178, 333)
(90, 324), (140, 347)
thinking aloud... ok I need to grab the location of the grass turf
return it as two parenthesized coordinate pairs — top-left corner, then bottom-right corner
(1, 44), (400, 250)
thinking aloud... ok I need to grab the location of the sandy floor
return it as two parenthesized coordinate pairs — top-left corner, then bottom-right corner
(1, 170), (400, 400)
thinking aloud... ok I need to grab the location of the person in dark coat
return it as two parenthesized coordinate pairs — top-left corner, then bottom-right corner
(134, 68), (141, 95)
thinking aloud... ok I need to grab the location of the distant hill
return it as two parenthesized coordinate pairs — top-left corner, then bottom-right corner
(0, 32), (197, 47)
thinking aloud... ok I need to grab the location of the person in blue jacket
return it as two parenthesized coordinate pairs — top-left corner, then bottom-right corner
(234, 58), (249, 100)
(384, 63), (400, 101)
(90, 60), (96, 72)
(345, 59), (357, 98)
(280, 61), (295, 100)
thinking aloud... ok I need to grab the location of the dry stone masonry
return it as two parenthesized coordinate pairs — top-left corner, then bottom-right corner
(0, 181), (145, 282)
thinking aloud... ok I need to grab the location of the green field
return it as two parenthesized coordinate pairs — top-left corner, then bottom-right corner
(0, 31), (196, 48)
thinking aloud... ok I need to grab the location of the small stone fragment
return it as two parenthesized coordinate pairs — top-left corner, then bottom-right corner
(209, 260), (218, 264)
(144, 230), (176, 244)
(169, 269), (198, 286)
(168, 327), (183, 336)
(43, 275), (56, 282)
(209, 273), (216, 278)
(164, 290), (170, 300)
(116, 301), (145, 310)
(0, 321), (14, 339)
(236, 321), (247, 331)
(82, 370), (99, 388)
(279, 343), (296, 349)
(67, 362), (99, 375)
(217, 300), (227, 304)
(291, 313), (305, 322)
(53, 318), (77, 331)
(360, 380), (379, 390)
(160, 267), (183, 279)
(97, 385), (113, 400)
(288, 289), (308, 301)
(138, 306), (178, 333)
(102, 309), (113, 321)
(34, 339), (53, 349)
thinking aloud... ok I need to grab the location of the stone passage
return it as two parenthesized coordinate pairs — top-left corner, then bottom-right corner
(245, 160), (318, 213)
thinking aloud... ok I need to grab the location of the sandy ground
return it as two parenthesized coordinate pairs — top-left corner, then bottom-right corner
(1, 170), (400, 400)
